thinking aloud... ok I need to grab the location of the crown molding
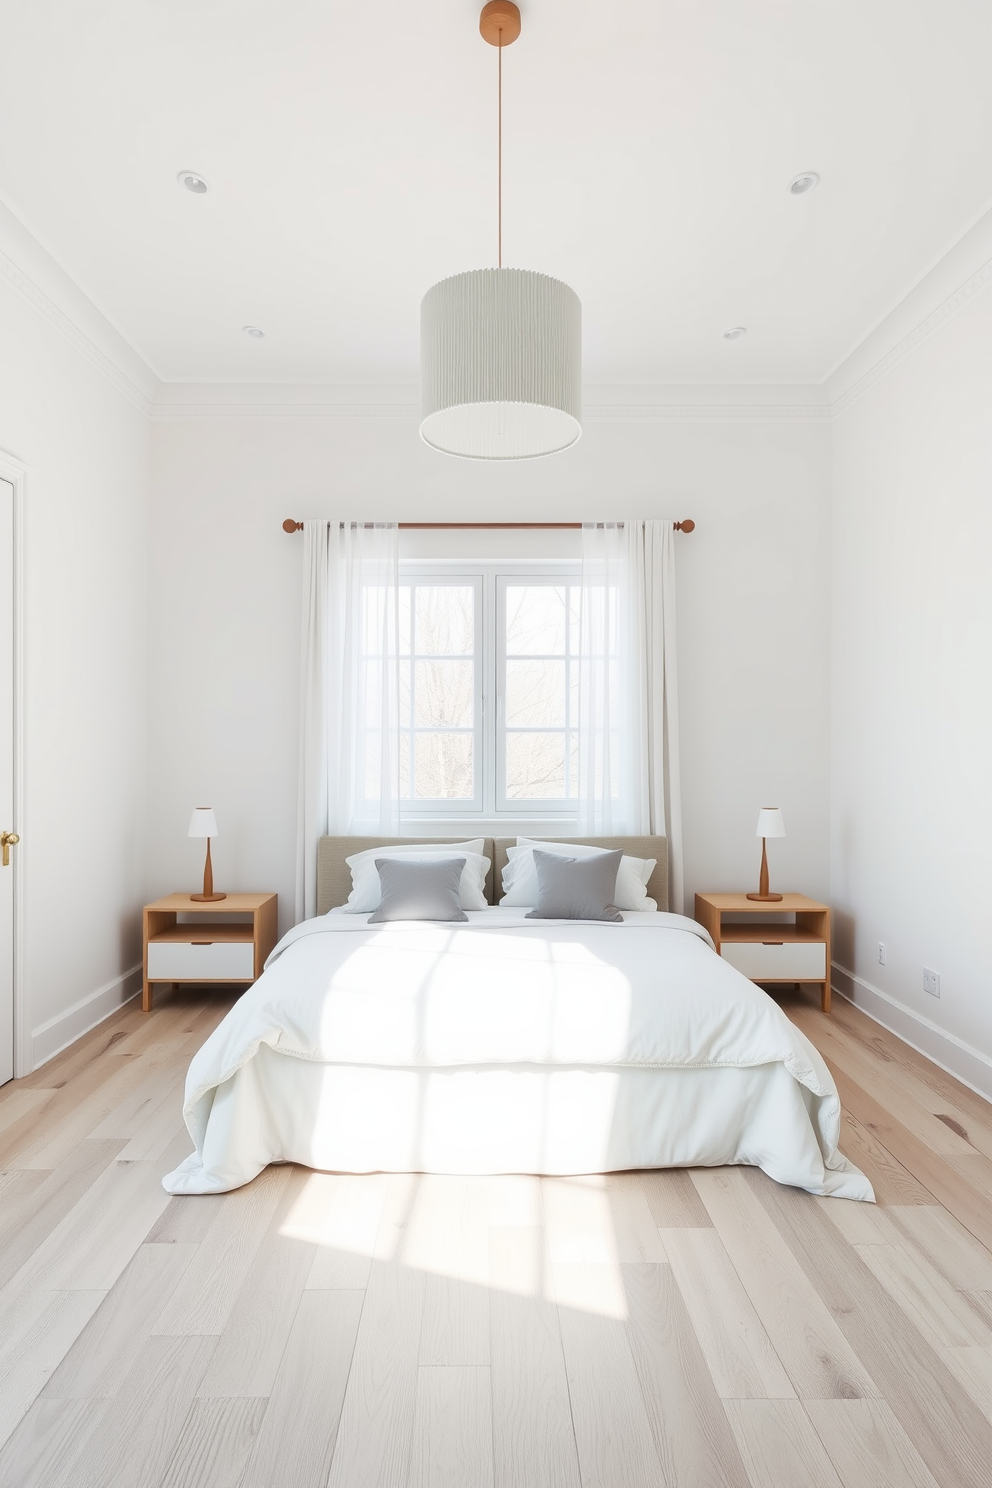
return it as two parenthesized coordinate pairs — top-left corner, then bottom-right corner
(149, 381), (831, 422)
(829, 253), (992, 418)
(150, 400), (832, 422)
(584, 402), (831, 422)
(827, 203), (992, 419)
(0, 245), (154, 416)
(0, 201), (156, 416)
(150, 400), (419, 421)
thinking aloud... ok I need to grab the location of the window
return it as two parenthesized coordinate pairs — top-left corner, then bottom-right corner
(396, 564), (580, 819)
(398, 579), (482, 811)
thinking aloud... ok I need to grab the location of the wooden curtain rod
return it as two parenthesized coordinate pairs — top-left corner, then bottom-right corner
(281, 519), (695, 533)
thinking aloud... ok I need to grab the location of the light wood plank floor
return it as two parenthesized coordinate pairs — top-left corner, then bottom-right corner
(1, 986), (991, 1487)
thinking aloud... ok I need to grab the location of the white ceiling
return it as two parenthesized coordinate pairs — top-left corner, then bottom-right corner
(2, 0), (991, 386)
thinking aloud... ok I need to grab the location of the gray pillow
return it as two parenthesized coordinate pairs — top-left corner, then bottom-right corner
(368, 857), (468, 923)
(525, 848), (623, 922)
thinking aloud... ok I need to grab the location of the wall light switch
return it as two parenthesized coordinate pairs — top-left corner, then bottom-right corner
(877, 942), (886, 966)
(923, 967), (940, 998)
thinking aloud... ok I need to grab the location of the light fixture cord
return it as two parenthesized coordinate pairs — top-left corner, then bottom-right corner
(498, 28), (502, 267)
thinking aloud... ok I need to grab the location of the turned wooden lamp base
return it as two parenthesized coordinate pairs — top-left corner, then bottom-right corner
(746, 838), (782, 902)
(191, 838), (226, 903)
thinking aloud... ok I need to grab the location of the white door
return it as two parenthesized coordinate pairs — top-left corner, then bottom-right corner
(0, 477), (13, 1085)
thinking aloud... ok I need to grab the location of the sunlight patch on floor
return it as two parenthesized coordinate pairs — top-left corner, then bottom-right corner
(278, 1169), (629, 1319)
(279, 1171), (388, 1256)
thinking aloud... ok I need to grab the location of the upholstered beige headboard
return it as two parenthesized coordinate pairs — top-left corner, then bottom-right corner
(316, 834), (668, 913)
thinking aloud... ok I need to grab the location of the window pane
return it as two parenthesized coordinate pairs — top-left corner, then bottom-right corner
(505, 659), (566, 727)
(505, 731), (566, 799)
(414, 732), (473, 800)
(505, 586), (567, 656)
(414, 660), (474, 727)
(415, 585), (474, 655)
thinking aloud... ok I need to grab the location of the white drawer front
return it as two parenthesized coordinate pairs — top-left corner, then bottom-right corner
(147, 940), (255, 981)
(721, 940), (826, 981)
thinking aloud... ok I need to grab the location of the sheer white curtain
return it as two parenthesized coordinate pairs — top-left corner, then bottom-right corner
(296, 521), (401, 922)
(577, 520), (683, 911)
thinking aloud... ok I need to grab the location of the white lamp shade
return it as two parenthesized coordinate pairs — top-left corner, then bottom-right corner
(755, 807), (785, 839)
(188, 806), (219, 839)
(420, 268), (581, 460)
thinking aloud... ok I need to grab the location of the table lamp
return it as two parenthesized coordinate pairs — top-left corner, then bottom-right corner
(189, 806), (225, 902)
(747, 806), (785, 902)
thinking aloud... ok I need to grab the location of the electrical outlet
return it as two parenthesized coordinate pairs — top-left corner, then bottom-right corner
(923, 967), (940, 998)
(877, 942), (886, 966)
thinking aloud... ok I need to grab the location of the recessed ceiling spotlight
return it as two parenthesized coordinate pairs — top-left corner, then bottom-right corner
(723, 326), (747, 340)
(243, 326), (265, 338)
(787, 171), (819, 196)
(177, 170), (209, 194)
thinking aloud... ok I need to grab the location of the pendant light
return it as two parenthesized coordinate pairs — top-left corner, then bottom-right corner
(420, 2), (582, 461)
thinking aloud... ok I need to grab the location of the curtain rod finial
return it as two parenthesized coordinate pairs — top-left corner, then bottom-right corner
(283, 518), (303, 533)
(675, 519), (695, 533)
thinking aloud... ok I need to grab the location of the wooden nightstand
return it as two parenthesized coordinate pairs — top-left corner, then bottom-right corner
(694, 892), (832, 1013)
(142, 892), (278, 1012)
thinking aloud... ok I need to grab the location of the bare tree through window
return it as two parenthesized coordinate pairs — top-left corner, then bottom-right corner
(503, 583), (579, 800)
(360, 569), (592, 812)
(401, 584), (475, 801)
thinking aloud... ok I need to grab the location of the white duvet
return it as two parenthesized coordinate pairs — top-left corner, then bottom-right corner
(163, 909), (873, 1200)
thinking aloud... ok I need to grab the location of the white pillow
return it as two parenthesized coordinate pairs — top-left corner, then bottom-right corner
(345, 840), (489, 912)
(501, 838), (657, 912)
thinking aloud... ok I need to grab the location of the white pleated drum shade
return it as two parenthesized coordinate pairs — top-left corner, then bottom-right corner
(420, 267), (581, 460)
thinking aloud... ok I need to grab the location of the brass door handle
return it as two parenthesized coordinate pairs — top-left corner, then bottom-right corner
(1, 831), (19, 867)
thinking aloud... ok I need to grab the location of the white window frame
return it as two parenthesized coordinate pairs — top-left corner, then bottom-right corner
(399, 560), (580, 823)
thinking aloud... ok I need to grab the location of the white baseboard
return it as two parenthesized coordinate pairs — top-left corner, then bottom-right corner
(832, 962), (992, 1104)
(31, 963), (143, 1069)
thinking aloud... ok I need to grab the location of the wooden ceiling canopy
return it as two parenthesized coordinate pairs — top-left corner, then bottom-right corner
(479, 2), (521, 47)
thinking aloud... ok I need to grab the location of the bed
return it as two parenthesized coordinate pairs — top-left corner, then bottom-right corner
(162, 835), (873, 1201)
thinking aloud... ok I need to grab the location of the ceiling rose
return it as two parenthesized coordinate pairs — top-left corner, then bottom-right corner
(419, 2), (582, 461)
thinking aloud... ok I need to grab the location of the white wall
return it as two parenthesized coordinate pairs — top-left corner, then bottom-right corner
(831, 278), (992, 1092)
(148, 408), (831, 930)
(0, 223), (151, 1066)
